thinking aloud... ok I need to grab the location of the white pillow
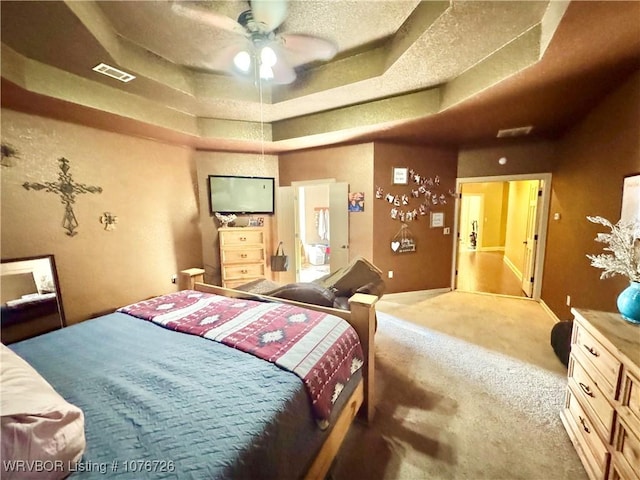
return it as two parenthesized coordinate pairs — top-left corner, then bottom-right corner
(1, 344), (86, 479)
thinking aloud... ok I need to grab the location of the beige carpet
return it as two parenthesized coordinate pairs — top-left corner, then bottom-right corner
(332, 290), (587, 480)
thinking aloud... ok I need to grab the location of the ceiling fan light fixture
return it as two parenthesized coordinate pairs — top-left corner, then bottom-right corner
(233, 50), (252, 72)
(260, 46), (277, 67)
(174, 0), (335, 85)
(260, 64), (274, 80)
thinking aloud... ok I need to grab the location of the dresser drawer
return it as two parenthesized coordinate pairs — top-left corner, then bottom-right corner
(565, 389), (609, 480)
(607, 458), (623, 480)
(608, 453), (640, 480)
(223, 278), (261, 290)
(220, 229), (265, 247)
(573, 322), (621, 391)
(619, 367), (640, 434)
(573, 347), (618, 404)
(222, 263), (265, 281)
(612, 416), (640, 478)
(569, 354), (615, 439)
(221, 247), (265, 264)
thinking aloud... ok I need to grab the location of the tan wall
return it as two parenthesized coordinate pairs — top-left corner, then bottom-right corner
(458, 140), (556, 177)
(504, 180), (538, 277)
(458, 70), (639, 320)
(194, 151), (279, 285)
(542, 70), (640, 319)
(1, 109), (202, 323)
(278, 142), (457, 293)
(461, 182), (508, 249)
(373, 142), (458, 293)
(279, 143), (375, 261)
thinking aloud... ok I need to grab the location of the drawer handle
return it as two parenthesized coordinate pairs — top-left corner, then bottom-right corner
(240, 237), (247, 241)
(578, 416), (590, 434)
(241, 269), (248, 274)
(583, 344), (599, 357)
(240, 254), (248, 258)
(579, 382), (595, 398)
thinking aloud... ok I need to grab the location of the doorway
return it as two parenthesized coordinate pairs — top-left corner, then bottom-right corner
(452, 173), (551, 300)
(297, 184), (331, 282)
(277, 181), (349, 283)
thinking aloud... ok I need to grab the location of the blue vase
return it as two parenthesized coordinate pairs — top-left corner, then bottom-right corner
(617, 281), (640, 324)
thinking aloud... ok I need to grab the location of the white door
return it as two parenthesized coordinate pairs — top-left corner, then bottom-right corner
(521, 181), (541, 297)
(329, 182), (349, 272)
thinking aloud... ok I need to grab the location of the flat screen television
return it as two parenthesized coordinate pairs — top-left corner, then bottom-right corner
(207, 175), (275, 215)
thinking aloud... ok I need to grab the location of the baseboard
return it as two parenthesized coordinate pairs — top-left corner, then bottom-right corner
(502, 255), (523, 282)
(426, 287), (452, 294)
(477, 246), (505, 252)
(380, 287), (451, 300)
(540, 299), (562, 323)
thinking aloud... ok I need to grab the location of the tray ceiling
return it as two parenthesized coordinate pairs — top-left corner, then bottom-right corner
(1, 1), (639, 152)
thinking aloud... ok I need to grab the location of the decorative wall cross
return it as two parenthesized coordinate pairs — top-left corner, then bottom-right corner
(23, 157), (102, 236)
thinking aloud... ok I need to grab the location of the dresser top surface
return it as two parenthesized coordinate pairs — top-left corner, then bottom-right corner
(572, 308), (640, 368)
(218, 226), (263, 231)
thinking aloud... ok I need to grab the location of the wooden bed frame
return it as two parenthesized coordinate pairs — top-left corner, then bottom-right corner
(179, 269), (376, 479)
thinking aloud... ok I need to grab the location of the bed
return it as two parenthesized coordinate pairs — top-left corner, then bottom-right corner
(2, 269), (376, 479)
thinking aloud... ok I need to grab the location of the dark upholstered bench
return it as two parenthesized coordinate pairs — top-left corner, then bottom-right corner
(236, 256), (386, 311)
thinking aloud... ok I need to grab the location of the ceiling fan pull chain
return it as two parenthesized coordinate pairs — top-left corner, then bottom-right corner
(259, 75), (265, 161)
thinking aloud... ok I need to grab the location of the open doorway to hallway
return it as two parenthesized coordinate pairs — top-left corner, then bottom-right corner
(453, 174), (551, 299)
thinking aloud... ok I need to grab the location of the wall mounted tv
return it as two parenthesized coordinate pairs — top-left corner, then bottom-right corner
(207, 175), (275, 215)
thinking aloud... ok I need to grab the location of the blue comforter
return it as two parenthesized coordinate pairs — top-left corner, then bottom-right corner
(10, 312), (350, 479)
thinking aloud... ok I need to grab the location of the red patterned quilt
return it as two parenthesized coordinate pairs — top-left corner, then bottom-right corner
(117, 290), (363, 426)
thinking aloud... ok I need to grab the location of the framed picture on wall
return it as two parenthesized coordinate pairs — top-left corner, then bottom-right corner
(430, 211), (445, 228)
(348, 192), (364, 212)
(392, 167), (409, 185)
(621, 173), (640, 223)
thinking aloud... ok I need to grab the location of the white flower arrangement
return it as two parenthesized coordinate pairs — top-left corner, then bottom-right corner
(586, 216), (640, 282)
(215, 212), (237, 227)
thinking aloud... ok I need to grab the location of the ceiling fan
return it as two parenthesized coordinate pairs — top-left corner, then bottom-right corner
(171, 0), (338, 85)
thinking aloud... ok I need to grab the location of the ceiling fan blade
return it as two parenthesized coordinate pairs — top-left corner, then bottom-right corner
(170, 2), (247, 35)
(270, 55), (297, 85)
(203, 41), (251, 73)
(250, 0), (288, 32)
(280, 33), (338, 61)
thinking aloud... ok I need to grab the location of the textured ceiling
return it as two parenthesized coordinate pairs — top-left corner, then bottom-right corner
(1, 1), (640, 152)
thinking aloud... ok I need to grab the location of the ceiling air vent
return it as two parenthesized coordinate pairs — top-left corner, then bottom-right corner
(496, 126), (533, 138)
(92, 63), (136, 83)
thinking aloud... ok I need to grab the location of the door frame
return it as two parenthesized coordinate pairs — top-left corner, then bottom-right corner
(521, 180), (542, 297)
(451, 172), (552, 301)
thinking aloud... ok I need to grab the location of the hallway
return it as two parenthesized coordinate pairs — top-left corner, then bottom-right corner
(456, 250), (526, 297)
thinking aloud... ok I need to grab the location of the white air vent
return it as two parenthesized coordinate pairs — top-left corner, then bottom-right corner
(92, 63), (136, 83)
(496, 126), (534, 138)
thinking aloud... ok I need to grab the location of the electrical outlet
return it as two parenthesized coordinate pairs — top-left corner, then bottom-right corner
(171, 274), (177, 284)
(566, 295), (571, 307)
(388, 271), (393, 279)
(443, 227), (451, 235)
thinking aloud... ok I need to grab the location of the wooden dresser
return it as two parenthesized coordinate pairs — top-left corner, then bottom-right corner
(561, 308), (640, 480)
(218, 227), (266, 288)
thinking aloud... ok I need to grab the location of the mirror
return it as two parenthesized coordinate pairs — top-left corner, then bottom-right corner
(1, 254), (66, 344)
